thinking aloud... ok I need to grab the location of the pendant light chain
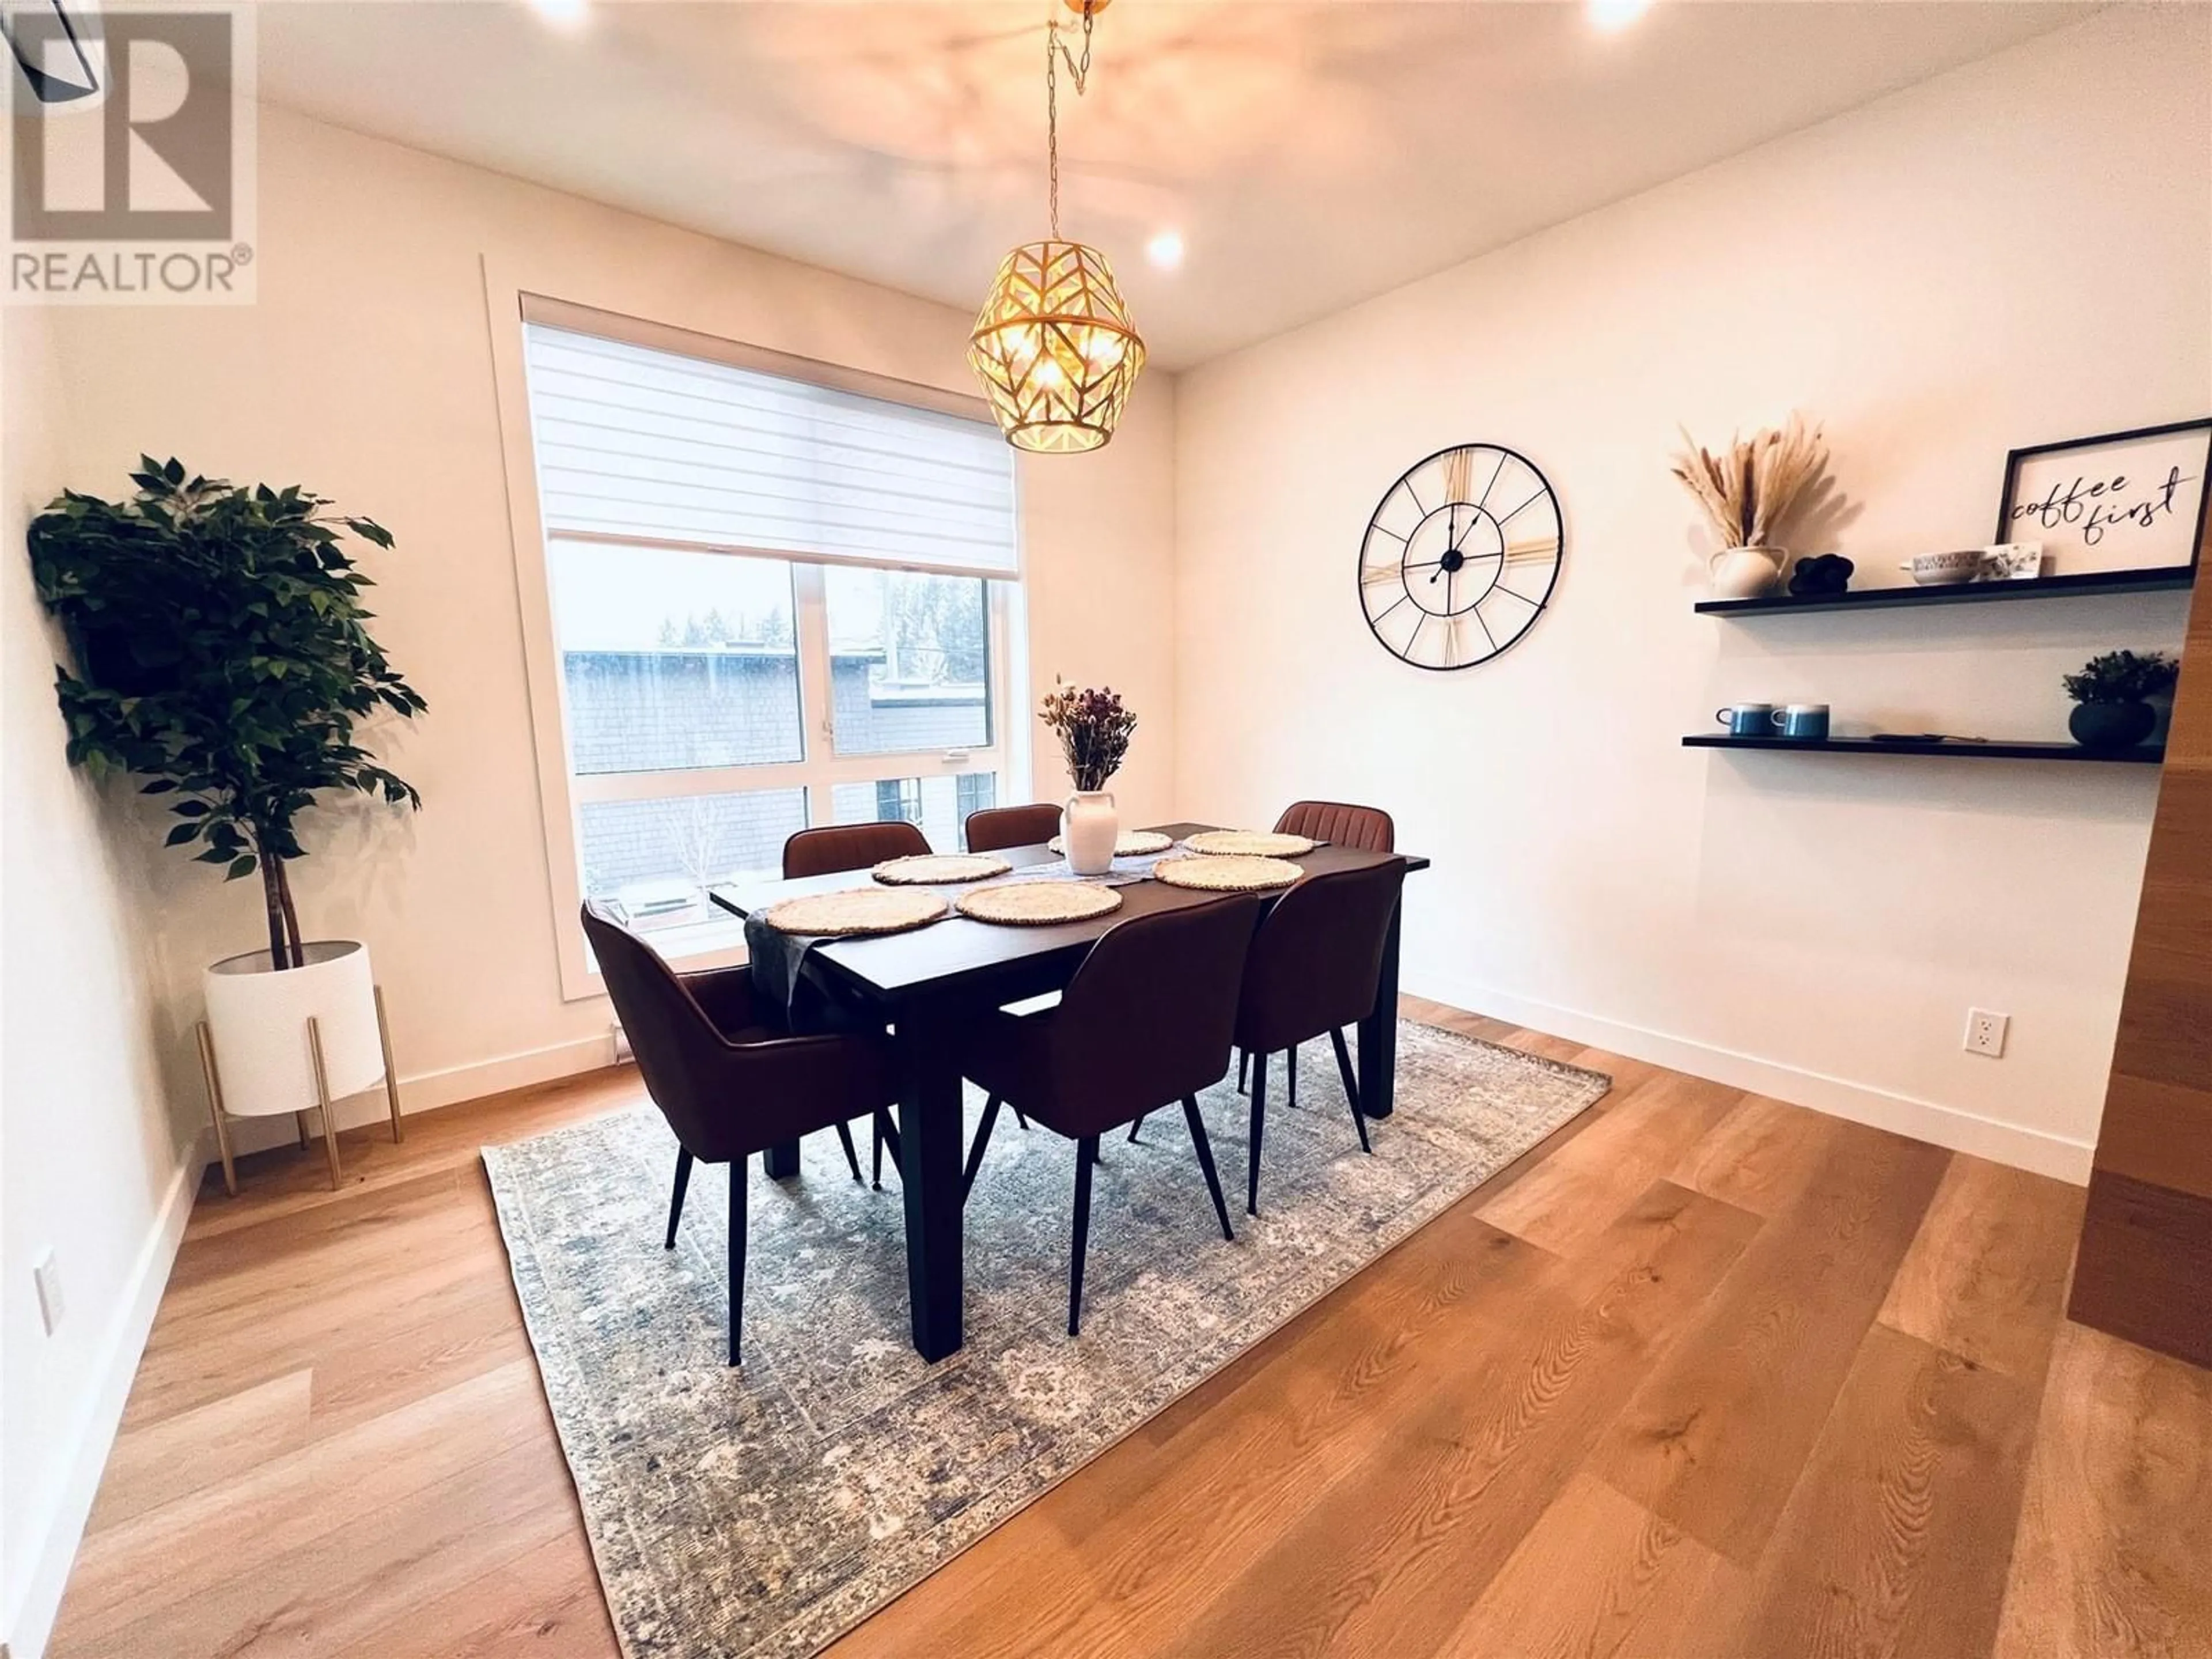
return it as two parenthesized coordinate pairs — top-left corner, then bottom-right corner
(1046, 2), (1096, 240)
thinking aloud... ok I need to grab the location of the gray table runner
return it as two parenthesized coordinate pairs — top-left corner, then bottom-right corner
(743, 853), (1174, 1028)
(737, 840), (1329, 1027)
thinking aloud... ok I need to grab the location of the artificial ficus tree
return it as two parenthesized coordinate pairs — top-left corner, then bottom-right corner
(29, 457), (427, 970)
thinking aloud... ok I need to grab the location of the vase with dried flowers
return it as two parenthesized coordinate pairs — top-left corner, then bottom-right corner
(1671, 414), (1831, 598)
(1039, 680), (1137, 874)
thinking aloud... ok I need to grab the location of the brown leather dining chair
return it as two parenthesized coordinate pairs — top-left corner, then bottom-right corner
(582, 902), (900, 1365)
(1227, 861), (1407, 1215)
(1274, 799), (1396, 854)
(957, 895), (1259, 1335)
(782, 820), (930, 880)
(964, 802), (1062, 854)
(1240, 800), (1398, 1105)
(779, 820), (933, 1183)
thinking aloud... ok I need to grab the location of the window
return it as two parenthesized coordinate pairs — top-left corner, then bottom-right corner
(509, 305), (1025, 991)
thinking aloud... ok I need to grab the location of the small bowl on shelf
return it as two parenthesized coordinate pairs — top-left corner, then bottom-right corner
(1898, 550), (1985, 586)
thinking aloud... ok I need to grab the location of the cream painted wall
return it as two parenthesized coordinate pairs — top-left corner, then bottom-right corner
(1172, 7), (2211, 1179)
(1, 309), (196, 1658)
(39, 105), (1179, 1128)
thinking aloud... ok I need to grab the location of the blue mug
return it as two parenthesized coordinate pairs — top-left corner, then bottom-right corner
(1773, 703), (1830, 739)
(1716, 702), (1774, 737)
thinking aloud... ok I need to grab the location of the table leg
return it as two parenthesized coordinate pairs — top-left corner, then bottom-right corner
(1357, 895), (1403, 1119)
(763, 1141), (801, 1180)
(895, 1011), (965, 1360)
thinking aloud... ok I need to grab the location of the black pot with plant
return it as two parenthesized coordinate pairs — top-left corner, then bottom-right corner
(29, 457), (427, 968)
(2062, 649), (2178, 751)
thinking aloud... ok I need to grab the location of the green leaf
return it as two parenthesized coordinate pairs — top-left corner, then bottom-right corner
(165, 821), (200, 846)
(226, 855), (256, 880)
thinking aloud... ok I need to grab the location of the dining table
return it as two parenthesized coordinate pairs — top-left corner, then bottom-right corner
(710, 821), (1430, 1361)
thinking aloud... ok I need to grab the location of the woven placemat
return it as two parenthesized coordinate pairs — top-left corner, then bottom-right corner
(1153, 854), (1302, 892)
(871, 853), (1012, 886)
(956, 882), (1123, 926)
(1046, 829), (1173, 857)
(761, 888), (949, 937)
(1182, 830), (1316, 858)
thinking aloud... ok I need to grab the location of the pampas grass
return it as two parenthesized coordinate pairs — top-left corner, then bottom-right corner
(1671, 414), (1830, 548)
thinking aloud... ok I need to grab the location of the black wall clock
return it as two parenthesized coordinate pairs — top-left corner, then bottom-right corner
(1358, 444), (1563, 671)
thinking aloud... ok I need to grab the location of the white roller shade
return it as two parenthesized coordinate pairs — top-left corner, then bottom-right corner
(522, 323), (1020, 578)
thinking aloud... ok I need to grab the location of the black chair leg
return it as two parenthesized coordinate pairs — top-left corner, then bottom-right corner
(872, 1107), (903, 1190)
(961, 1094), (1003, 1202)
(1013, 1107), (1031, 1130)
(665, 1148), (693, 1249)
(1288, 1042), (1299, 1108)
(1247, 1052), (1269, 1216)
(1238, 1047), (1250, 1096)
(728, 1154), (748, 1366)
(1069, 1134), (1097, 1336)
(834, 1118), (863, 1183)
(1330, 1027), (1372, 1153)
(1127, 1112), (1146, 1143)
(1184, 1096), (1234, 1241)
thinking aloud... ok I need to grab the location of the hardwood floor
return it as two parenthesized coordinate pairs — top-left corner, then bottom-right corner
(46, 999), (2212, 1659)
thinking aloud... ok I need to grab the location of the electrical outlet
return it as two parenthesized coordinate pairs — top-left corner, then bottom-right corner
(33, 1250), (64, 1336)
(611, 1021), (633, 1064)
(1964, 1008), (2009, 1059)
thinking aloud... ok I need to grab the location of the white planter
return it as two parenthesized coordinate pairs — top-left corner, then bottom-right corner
(1061, 790), (1119, 876)
(1708, 546), (1786, 599)
(203, 940), (384, 1118)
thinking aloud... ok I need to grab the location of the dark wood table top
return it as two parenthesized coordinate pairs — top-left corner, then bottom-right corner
(710, 821), (1428, 1009)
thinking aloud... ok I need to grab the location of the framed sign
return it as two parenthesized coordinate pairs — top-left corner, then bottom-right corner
(1996, 418), (2211, 577)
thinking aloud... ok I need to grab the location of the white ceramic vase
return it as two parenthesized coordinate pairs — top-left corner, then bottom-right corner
(1061, 790), (1118, 876)
(203, 940), (385, 1118)
(1708, 546), (1785, 599)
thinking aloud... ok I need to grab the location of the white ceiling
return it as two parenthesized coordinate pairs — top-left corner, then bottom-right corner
(256, 0), (2093, 368)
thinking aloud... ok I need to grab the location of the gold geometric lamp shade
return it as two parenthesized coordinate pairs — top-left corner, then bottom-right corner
(969, 0), (1145, 453)
(968, 240), (1146, 454)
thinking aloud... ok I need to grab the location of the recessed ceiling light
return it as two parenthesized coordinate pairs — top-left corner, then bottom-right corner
(1145, 229), (1185, 271)
(1588, 0), (1652, 33)
(529, 0), (588, 30)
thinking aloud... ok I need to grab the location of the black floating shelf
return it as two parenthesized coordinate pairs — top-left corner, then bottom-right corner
(1695, 566), (2195, 617)
(1684, 734), (2165, 764)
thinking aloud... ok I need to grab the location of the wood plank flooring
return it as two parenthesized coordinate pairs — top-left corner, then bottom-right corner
(45, 999), (2212, 1659)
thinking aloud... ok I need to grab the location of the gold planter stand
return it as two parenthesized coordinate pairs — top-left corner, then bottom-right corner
(195, 982), (407, 1196)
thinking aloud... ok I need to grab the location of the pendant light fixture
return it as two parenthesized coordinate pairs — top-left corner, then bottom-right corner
(968, 0), (1146, 454)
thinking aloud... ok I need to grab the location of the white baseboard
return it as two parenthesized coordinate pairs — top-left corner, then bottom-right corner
(3, 1150), (198, 1659)
(1411, 970), (2094, 1184)
(218, 1031), (619, 1157)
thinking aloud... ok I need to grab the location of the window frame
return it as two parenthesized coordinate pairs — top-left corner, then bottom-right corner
(490, 289), (1029, 1001)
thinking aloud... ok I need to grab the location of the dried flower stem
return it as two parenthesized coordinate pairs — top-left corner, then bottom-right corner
(1039, 679), (1137, 793)
(1671, 412), (1830, 549)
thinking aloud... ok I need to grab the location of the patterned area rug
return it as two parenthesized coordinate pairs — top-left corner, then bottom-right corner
(483, 1021), (1609, 1659)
